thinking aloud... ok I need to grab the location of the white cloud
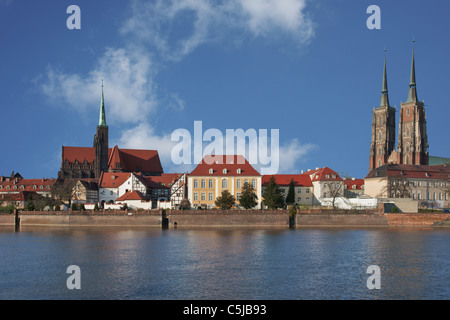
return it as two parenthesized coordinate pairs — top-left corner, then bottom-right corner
(115, 122), (195, 173)
(38, 47), (169, 124)
(120, 0), (315, 61)
(277, 138), (316, 174)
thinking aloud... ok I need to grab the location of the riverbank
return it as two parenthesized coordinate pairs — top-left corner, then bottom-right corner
(1, 210), (449, 229)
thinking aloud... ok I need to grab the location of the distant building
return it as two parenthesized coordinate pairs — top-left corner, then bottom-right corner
(343, 178), (365, 198)
(72, 179), (99, 205)
(188, 155), (262, 209)
(365, 164), (449, 209)
(301, 167), (344, 204)
(262, 174), (313, 206)
(369, 46), (429, 171)
(58, 85), (163, 180)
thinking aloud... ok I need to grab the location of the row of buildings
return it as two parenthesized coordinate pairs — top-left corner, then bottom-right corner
(1, 46), (449, 211)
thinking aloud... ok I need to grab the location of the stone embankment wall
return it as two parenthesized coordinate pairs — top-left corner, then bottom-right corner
(1, 210), (449, 228)
(167, 210), (288, 228)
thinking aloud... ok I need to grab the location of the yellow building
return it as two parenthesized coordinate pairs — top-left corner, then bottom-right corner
(188, 155), (262, 209)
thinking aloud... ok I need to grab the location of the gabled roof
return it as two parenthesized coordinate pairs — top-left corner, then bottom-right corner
(262, 174), (312, 187)
(189, 155), (261, 177)
(343, 178), (364, 190)
(62, 146), (164, 174)
(302, 167), (343, 182)
(116, 190), (146, 201)
(99, 172), (131, 189)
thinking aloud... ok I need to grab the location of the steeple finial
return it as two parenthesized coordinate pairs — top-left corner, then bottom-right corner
(380, 49), (390, 107)
(98, 79), (107, 127)
(407, 39), (418, 102)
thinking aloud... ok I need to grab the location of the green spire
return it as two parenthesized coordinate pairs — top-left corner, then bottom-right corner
(380, 52), (390, 107)
(98, 80), (107, 127)
(407, 42), (418, 102)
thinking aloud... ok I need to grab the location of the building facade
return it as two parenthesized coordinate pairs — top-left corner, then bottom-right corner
(188, 155), (262, 209)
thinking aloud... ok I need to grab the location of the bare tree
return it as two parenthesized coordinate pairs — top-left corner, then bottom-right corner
(51, 179), (77, 207)
(378, 176), (412, 199)
(326, 181), (344, 210)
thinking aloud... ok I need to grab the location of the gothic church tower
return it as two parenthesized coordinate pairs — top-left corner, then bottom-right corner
(396, 46), (429, 165)
(369, 54), (396, 171)
(93, 84), (109, 179)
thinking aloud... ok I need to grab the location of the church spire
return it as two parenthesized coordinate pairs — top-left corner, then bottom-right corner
(98, 80), (107, 127)
(380, 51), (390, 107)
(407, 41), (418, 102)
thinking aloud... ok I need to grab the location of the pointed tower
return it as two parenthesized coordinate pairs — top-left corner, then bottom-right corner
(93, 81), (109, 179)
(369, 53), (396, 171)
(397, 43), (429, 165)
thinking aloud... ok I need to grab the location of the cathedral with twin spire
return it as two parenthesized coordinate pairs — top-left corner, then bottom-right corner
(369, 44), (429, 171)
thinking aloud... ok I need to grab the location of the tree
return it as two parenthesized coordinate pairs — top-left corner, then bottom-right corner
(239, 182), (258, 209)
(262, 176), (285, 209)
(378, 176), (412, 199)
(215, 190), (235, 210)
(51, 179), (77, 207)
(285, 179), (296, 205)
(327, 181), (344, 210)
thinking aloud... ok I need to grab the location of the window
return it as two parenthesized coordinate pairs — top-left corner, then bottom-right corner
(201, 179), (206, 189)
(110, 191), (113, 195)
(379, 117), (382, 125)
(306, 188), (310, 193)
(201, 193), (206, 201)
(194, 179), (198, 189)
(298, 197), (302, 203)
(244, 179), (249, 186)
(208, 193), (213, 201)
(209, 168), (213, 174)
(237, 193), (241, 200)
(208, 179), (213, 188)
(252, 179), (256, 189)
(306, 197), (310, 202)
(236, 179), (241, 189)
(222, 179), (228, 189)
(298, 189), (302, 193)
(237, 168), (242, 174)
(194, 193), (198, 201)
(223, 169), (227, 174)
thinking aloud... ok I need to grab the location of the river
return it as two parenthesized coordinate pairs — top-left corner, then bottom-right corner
(0, 226), (448, 300)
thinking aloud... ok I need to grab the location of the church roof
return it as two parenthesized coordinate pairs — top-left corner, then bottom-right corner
(62, 146), (163, 174)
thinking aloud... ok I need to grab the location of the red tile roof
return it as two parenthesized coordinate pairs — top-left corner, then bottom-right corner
(116, 190), (146, 201)
(0, 178), (56, 193)
(302, 167), (343, 182)
(99, 172), (131, 189)
(343, 179), (364, 190)
(62, 146), (163, 174)
(262, 174), (312, 187)
(189, 155), (261, 177)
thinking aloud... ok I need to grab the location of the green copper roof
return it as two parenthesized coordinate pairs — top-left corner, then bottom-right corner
(407, 47), (418, 102)
(98, 85), (107, 127)
(380, 55), (390, 107)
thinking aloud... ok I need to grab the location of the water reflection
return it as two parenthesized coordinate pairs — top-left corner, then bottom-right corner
(0, 227), (448, 299)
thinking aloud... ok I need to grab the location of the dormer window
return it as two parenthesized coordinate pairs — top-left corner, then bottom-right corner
(20, 185), (24, 189)
(237, 168), (242, 174)
(40, 185), (44, 189)
(223, 169), (228, 174)
(209, 168), (213, 174)
(33, 185), (37, 189)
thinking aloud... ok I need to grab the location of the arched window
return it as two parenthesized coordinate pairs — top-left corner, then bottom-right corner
(193, 179), (198, 189)
(379, 117), (382, 125)
(236, 179), (241, 189)
(405, 155), (410, 165)
(201, 179), (206, 189)
(222, 179), (228, 189)
(208, 179), (213, 188)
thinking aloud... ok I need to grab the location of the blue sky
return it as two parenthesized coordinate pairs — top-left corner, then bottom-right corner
(0, 0), (449, 180)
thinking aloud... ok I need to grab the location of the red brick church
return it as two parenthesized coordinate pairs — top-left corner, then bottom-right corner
(58, 85), (163, 180)
(369, 45), (429, 171)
